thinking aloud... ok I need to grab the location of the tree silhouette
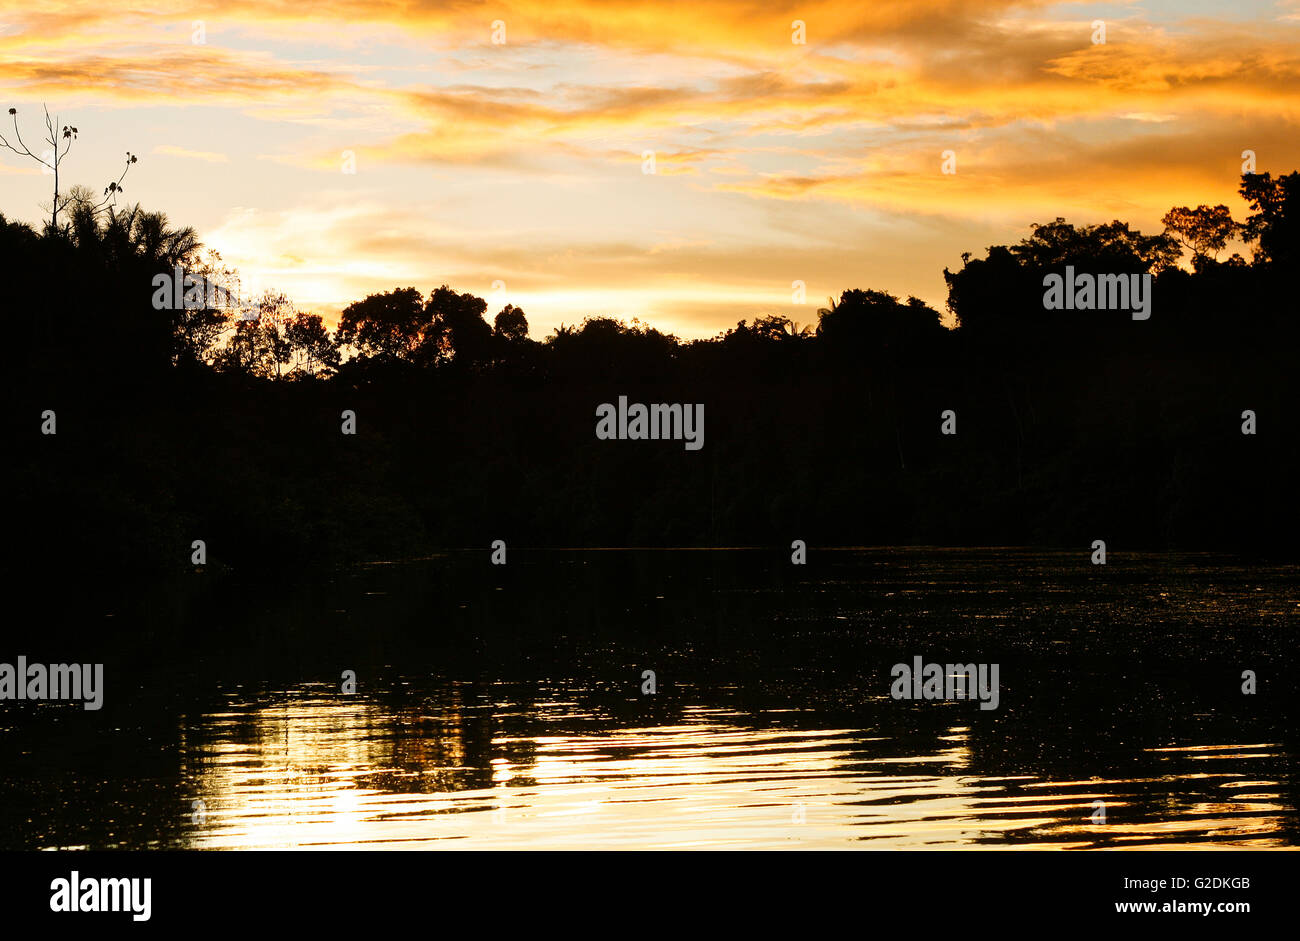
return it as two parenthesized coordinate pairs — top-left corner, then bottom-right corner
(284, 311), (341, 376)
(816, 289), (944, 359)
(1162, 204), (1240, 267)
(0, 105), (136, 233)
(424, 285), (492, 366)
(493, 304), (529, 343)
(1239, 171), (1300, 267)
(6, 168), (1299, 567)
(337, 287), (426, 364)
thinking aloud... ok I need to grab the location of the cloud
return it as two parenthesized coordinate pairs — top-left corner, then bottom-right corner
(718, 115), (1300, 225)
(0, 1), (1296, 334)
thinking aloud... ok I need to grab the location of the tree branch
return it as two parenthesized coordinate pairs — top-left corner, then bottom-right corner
(91, 152), (137, 214)
(0, 110), (48, 166)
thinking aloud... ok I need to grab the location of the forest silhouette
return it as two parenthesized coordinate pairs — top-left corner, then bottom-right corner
(5, 171), (1298, 573)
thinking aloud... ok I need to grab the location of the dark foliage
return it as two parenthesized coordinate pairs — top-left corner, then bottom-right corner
(6, 173), (1298, 573)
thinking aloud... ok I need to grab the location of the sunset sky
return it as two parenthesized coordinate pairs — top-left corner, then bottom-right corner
(1, 0), (1297, 338)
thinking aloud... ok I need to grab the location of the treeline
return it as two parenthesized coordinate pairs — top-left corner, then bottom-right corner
(5, 172), (1299, 573)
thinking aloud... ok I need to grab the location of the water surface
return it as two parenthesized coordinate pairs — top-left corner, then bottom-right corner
(2, 549), (1295, 849)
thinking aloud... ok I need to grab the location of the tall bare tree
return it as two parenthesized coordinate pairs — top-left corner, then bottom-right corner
(0, 104), (136, 233)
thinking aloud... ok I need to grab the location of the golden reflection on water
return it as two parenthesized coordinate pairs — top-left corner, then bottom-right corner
(181, 692), (1295, 850)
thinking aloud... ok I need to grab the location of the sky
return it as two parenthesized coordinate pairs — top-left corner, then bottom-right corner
(0, 0), (1297, 338)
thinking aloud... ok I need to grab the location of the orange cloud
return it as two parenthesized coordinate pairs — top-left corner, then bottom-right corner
(1, 0), (1296, 335)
